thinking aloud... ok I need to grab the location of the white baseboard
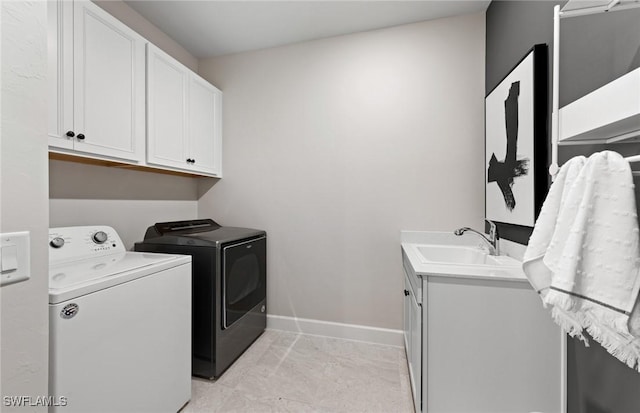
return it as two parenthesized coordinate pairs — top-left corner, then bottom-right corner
(267, 314), (403, 347)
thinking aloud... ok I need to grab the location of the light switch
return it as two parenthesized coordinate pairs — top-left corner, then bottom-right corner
(0, 231), (30, 286)
(1, 244), (18, 272)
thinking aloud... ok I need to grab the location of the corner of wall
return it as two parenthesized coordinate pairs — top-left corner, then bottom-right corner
(93, 0), (198, 71)
(1, 1), (50, 406)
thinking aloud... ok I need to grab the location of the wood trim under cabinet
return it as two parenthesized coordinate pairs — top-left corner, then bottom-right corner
(49, 151), (216, 179)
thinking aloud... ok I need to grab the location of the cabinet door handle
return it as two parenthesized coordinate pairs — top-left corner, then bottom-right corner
(191, 158), (195, 164)
(404, 289), (410, 296)
(76, 134), (85, 140)
(66, 131), (75, 137)
(186, 158), (193, 163)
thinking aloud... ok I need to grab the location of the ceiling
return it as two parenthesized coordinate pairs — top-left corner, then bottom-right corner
(124, 1), (491, 59)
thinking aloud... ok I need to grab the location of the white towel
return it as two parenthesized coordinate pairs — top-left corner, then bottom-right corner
(523, 155), (588, 342)
(523, 151), (640, 371)
(523, 155), (586, 295)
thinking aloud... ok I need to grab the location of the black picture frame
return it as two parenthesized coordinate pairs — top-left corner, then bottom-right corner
(485, 44), (548, 228)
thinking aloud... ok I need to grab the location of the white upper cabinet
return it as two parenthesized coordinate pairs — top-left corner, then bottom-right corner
(49, 0), (222, 177)
(48, 0), (73, 150)
(147, 44), (223, 177)
(146, 44), (189, 170)
(73, 0), (145, 161)
(49, 0), (146, 163)
(188, 75), (222, 176)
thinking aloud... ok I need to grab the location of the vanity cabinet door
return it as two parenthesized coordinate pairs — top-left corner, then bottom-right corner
(404, 271), (422, 413)
(404, 276), (411, 352)
(409, 284), (422, 413)
(425, 278), (561, 413)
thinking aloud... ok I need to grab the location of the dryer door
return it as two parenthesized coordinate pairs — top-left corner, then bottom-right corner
(221, 236), (266, 329)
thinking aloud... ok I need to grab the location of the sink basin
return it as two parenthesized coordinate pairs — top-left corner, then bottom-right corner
(412, 244), (520, 267)
(400, 231), (526, 281)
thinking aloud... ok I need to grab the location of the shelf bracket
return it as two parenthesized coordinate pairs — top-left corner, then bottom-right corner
(550, 5), (561, 181)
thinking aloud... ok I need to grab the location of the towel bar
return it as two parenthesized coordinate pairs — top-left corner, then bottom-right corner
(627, 155), (640, 176)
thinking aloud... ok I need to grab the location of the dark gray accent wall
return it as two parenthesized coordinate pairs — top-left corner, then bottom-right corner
(486, 0), (563, 244)
(487, 1), (640, 244)
(560, 9), (640, 106)
(486, 1), (640, 412)
(486, 1), (563, 94)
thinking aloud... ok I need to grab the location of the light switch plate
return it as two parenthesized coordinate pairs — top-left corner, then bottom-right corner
(0, 231), (30, 286)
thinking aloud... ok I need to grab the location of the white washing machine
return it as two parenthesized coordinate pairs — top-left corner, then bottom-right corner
(48, 226), (192, 413)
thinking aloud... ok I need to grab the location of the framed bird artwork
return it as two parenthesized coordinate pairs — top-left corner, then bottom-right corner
(485, 44), (548, 228)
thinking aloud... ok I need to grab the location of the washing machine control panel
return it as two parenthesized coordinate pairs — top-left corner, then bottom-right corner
(49, 226), (126, 264)
(50, 237), (65, 249)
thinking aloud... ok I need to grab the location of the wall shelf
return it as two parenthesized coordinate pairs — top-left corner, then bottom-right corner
(561, 0), (640, 17)
(549, 0), (640, 179)
(559, 68), (640, 145)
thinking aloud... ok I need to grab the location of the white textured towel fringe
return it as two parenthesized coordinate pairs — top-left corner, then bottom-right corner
(584, 314), (640, 370)
(550, 307), (587, 344)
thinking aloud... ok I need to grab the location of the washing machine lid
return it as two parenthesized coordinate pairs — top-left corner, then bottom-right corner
(48, 251), (190, 304)
(140, 226), (265, 247)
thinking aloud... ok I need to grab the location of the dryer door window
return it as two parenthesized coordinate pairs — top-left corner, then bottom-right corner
(222, 237), (266, 329)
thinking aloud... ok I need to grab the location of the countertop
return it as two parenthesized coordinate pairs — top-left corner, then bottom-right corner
(401, 231), (528, 283)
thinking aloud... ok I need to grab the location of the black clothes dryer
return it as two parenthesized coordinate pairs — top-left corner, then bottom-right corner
(134, 219), (266, 379)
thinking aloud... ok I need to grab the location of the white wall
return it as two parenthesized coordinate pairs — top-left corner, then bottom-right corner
(49, 161), (199, 249)
(94, 0), (198, 72)
(1, 1), (50, 410)
(197, 13), (486, 330)
(49, 1), (202, 245)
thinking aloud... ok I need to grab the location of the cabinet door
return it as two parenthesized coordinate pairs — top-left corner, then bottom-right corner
(426, 279), (561, 412)
(409, 286), (422, 413)
(146, 44), (189, 169)
(188, 74), (222, 176)
(404, 276), (411, 354)
(48, 0), (73, 149)
(73, 0), (145, 162)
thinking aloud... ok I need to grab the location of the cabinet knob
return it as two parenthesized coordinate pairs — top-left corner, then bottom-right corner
(76, 134), (85, 140)
(404, 289), (410, 296)
(191, 158), (195, 164)
(66, 131), (75, 137)
(186, 158), (192, 163)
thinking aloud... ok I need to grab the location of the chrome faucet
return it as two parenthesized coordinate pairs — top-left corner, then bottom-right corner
(454, 220), (500, 256)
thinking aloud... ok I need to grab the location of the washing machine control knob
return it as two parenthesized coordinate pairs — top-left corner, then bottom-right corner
(50, 237), (65, 248)
(92, 231), (108, 244)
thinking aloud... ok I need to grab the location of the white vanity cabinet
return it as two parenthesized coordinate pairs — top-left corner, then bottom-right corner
(48, 0), (146, 163)
(401, 243), (562, 413)
(146, 44), (223, 177)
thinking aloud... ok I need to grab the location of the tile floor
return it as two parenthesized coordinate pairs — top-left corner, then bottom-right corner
(181, 329), (415, 413)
